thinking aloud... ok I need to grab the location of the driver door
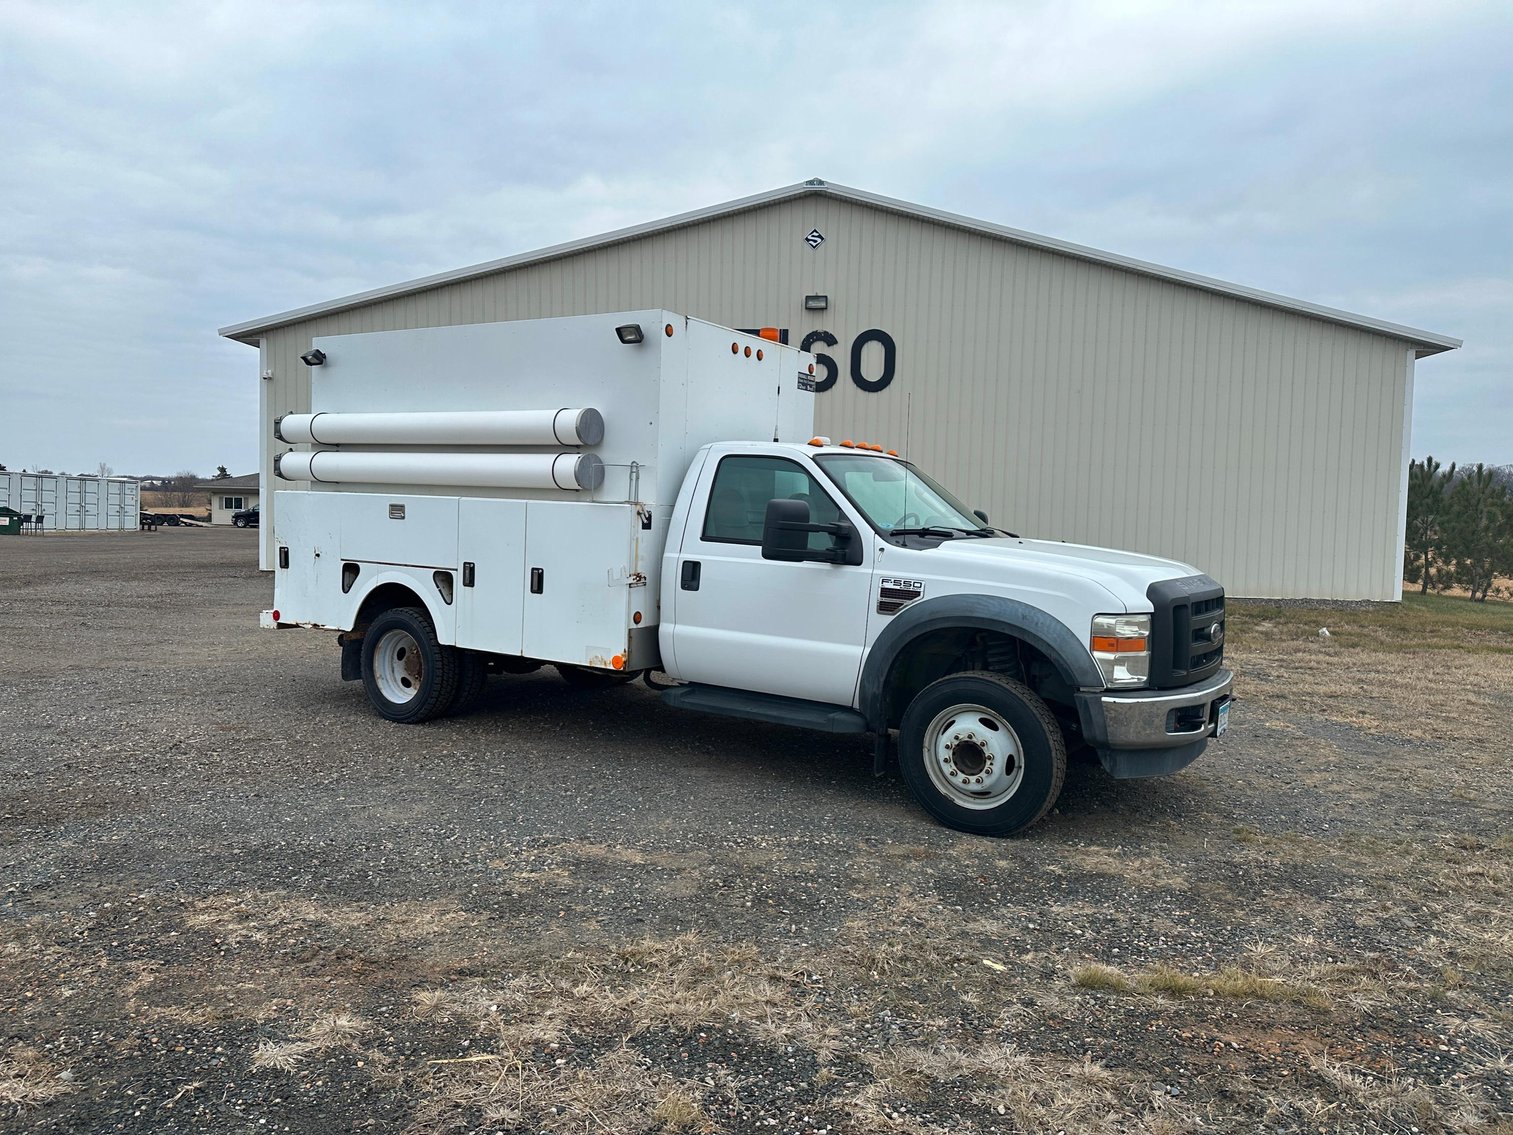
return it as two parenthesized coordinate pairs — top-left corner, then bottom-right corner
(668, 454), (874, 707)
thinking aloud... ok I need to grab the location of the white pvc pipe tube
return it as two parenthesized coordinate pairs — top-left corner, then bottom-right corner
(275, 450), (604, 491)
(274, 408), (604, 447)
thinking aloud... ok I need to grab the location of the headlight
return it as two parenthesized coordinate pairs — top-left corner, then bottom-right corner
(1091, 613), (1151, 688)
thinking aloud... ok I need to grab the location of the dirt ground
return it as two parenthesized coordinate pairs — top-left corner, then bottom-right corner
(1, 529), (1508, 1134)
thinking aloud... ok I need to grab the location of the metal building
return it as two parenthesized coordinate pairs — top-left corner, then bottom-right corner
(0, 472), (141, 532)
(220, 180), (1459, 598)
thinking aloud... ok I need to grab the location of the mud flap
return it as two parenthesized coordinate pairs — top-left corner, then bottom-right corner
(340, 636), (363, 682)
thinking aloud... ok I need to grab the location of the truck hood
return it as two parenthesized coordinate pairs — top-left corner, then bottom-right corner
(900, 536), (1201, 612)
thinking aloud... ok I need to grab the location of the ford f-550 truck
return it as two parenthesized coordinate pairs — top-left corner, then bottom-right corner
(266, 310), (1231, 835)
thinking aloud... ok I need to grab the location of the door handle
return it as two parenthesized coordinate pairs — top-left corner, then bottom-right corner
(530, 567), (544, 594)
(680, 560), (701, 591)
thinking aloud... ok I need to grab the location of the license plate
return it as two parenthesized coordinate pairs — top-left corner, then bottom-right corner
(1214, 698), (1230, 738)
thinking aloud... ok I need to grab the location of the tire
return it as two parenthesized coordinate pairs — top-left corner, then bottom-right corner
(897, 670), (1066, 837)
(233, 517), (247, 528)
(361, 607), (459, 723)
(555, 663), (637, 689)
(449, 650), (489, 714)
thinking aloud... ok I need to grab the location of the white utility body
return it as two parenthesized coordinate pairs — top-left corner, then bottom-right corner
(268, 310), (1232, 835)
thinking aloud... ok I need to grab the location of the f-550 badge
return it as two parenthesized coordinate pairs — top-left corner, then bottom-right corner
(877, 578), (925, 616)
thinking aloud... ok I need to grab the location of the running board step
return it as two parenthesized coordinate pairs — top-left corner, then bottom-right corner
(660, 684), (867, 733)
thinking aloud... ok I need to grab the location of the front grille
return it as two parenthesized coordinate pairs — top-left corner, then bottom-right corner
(1146, 575), (1225, 688)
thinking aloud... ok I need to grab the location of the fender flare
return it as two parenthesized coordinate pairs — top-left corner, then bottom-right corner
(343, 568), (454, 644)
(858, 594), (1101, 729)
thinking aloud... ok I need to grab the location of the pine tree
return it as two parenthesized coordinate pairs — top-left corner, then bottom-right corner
(1443, 464), (1513, 602)
(1404, 456), (1456, 594)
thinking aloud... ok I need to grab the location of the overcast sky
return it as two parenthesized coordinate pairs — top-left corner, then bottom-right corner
(1, 0), (1508, 478)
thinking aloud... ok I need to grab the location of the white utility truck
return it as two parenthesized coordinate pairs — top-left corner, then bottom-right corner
(267, 310), (1231, 836)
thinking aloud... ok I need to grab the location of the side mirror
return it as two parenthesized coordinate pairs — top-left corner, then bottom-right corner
(761, 498), (810, 561)
(973, 509), (990, 525)
(761, 499), (864, 565)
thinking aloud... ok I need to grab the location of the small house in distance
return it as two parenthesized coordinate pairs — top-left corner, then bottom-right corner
(198, 474), (260, 525)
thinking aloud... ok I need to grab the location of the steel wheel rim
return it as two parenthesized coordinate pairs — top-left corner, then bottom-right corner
(922, 701), (1025, 810)
(373, 628), (424, 704)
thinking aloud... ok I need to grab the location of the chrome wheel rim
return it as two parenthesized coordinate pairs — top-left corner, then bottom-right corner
(373, 628), (424, 704)
(922, 702), (1025, 809)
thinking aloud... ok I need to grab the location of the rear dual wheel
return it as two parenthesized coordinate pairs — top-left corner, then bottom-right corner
(361, 607), (460, 724)
(898, 671), (1066, 836)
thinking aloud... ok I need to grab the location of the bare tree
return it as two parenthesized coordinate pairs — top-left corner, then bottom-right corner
(96, 461), (114, 479)
(163, 470), (203, 509)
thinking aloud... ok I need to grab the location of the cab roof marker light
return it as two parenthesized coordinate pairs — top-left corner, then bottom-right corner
(839, 440), (856, 448)
(808, 436), (830, 447)
(886, 449), (899, 456)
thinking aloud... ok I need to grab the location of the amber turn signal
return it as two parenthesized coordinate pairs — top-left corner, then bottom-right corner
(1090, 636), (1148, 653)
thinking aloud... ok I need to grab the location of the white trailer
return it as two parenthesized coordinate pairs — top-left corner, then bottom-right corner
(268, 310), (1232, 836)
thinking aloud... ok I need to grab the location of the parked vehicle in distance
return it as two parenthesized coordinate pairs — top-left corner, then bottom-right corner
(232, 504), (259, 527)
(263, 311), (1231, 836)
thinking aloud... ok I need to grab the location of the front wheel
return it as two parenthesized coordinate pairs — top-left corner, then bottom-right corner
(233, 517), (247, 528)
(897, 671), (1066, 836)
(361, 607), (459, 723)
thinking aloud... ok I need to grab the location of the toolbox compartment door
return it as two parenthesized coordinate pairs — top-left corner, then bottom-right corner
(455, 498), (528, 653)
(521, 502), (639, 667)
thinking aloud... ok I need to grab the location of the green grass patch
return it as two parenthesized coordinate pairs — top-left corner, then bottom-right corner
(1070, 963), (1133, 993)
(1228, 592), (1513, 654)
(1071, 963), (1331, 1009)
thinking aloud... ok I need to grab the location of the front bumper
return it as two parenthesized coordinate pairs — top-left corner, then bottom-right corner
(1075, 669), (1233, 779)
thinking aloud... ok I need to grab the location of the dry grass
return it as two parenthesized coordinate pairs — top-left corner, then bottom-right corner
(851, 1043), (1202, 1134)
(410, 1042), (711, 1135)
(1061, 845), (1189, 889)
(0, 1047), (73, 1110)
(1227, 595), (1513, 743)
(251, 1009), (373, 1073)
(183, 891), (477, 947)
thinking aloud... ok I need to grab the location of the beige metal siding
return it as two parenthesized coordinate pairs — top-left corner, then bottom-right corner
(259, 196), (1411, 598)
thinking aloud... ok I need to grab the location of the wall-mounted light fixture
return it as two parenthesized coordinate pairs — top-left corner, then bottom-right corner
(804, 295), (829, 311)
(615, 323), (645, 345)
(300, 348), (327, 366)
(261, 370), (275, 381)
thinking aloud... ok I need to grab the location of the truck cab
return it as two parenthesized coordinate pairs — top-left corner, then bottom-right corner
(658, 439), (1230, 835)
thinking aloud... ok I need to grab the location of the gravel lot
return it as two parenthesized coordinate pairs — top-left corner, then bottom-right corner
(1, 529), (1508, 1134)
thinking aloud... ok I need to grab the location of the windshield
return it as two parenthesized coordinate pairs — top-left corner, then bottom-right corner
(813, 454), (982, 534)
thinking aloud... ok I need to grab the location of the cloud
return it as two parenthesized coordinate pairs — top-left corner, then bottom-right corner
(0, 0), (1509, 473)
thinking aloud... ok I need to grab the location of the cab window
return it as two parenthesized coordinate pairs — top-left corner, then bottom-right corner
(702, 455), (842, 550)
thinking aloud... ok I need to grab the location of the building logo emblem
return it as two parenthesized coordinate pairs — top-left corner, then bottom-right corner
(804, 228), (825, 249)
